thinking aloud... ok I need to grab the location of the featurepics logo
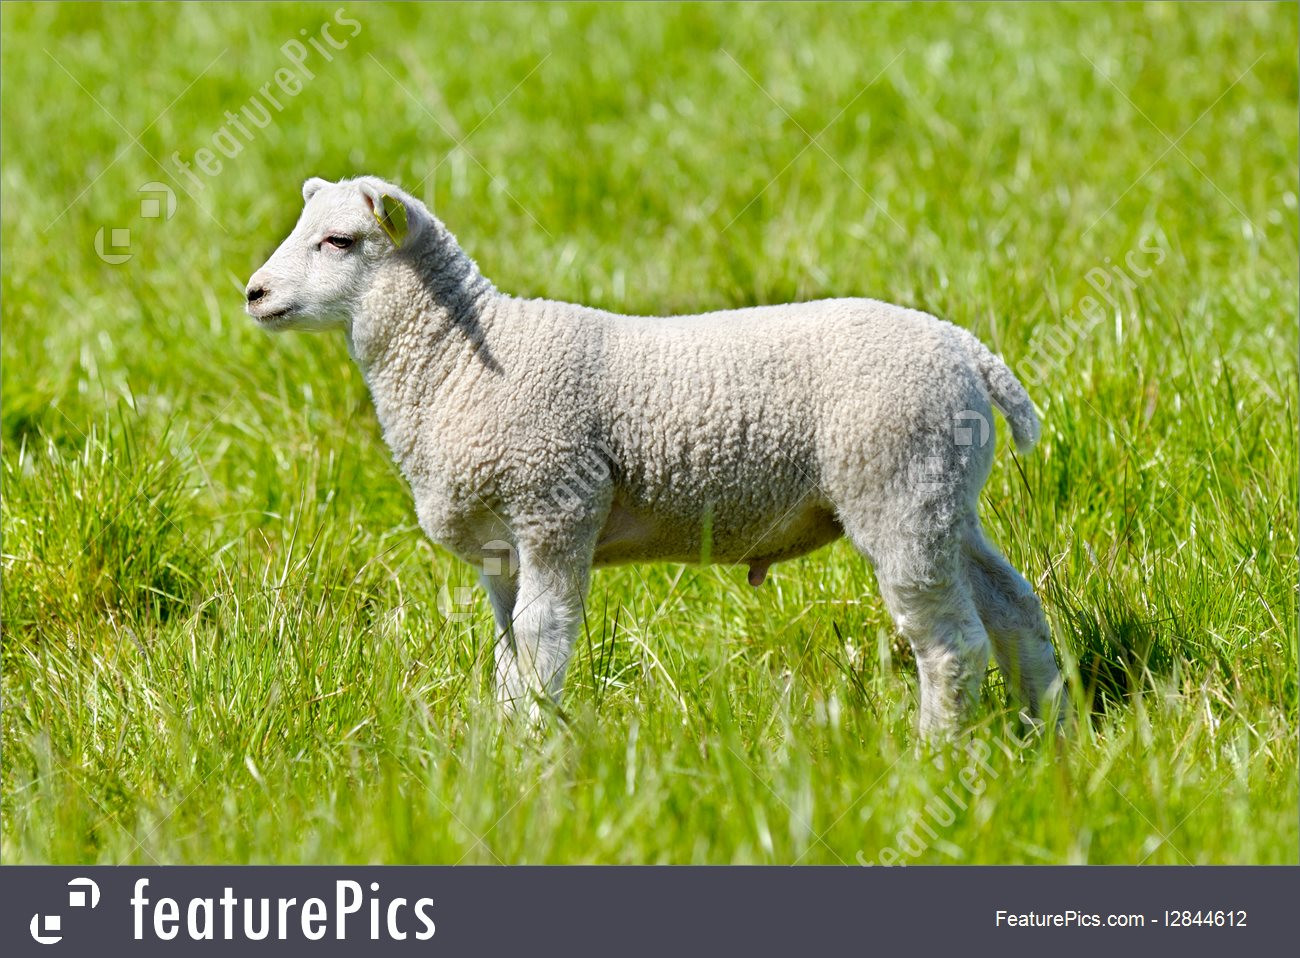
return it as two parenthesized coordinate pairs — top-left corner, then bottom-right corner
(129, 879), (435, 942)
(30, 878), (100, 944)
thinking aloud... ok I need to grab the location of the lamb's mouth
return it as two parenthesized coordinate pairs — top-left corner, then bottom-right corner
(252, 304), (298, 324)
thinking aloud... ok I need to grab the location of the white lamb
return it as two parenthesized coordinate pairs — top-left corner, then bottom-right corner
(245, 175), (1064, 737)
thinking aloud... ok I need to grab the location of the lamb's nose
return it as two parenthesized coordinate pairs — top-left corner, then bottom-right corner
(246, 284), (267, 303)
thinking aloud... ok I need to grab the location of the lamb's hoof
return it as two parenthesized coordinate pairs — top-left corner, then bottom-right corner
(497, 688), (551, 729)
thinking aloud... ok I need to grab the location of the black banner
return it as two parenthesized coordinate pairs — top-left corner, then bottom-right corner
(2, 866), (1297, 956)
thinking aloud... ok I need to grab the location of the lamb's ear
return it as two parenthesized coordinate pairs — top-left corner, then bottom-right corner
(359, 181), (410, 248)
(302, 177), (330, 203)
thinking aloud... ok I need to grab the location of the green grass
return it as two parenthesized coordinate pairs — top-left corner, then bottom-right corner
(2, 1), (1296, 864)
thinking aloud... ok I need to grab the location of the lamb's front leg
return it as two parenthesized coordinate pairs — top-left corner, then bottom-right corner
(493, 542), (591, 719)
(481, 564), (518, 642)
(481, 562), (517, 696)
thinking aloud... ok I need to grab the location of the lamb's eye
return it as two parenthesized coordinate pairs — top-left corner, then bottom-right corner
(323, 236), (354, 250)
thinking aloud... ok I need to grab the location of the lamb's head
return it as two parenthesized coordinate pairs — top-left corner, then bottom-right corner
(245, 176), (421, 331)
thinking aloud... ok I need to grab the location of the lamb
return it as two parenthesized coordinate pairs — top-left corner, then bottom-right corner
(244, 175), (1065, 738)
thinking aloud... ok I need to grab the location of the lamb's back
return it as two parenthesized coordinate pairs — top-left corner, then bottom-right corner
(579, 297), (960, 506)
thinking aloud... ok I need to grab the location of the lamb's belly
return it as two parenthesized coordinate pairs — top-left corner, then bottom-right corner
(593, 496), (843, 569)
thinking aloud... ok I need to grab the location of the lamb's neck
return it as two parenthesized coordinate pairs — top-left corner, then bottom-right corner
(348, 232), (501, 474)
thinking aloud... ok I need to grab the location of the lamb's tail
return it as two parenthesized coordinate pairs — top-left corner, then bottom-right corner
(959, 329), (1041, 454)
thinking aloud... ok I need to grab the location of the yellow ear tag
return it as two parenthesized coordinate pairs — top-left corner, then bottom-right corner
(374, 194), (408, 247)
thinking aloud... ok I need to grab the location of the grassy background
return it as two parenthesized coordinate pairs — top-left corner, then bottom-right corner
(2, 1), (1296, 864)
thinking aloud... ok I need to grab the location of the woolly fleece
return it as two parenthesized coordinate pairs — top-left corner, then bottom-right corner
(246, 176), (1064, 737)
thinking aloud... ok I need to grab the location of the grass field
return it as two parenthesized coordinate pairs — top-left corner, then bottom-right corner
(2, 1), (1296, 865)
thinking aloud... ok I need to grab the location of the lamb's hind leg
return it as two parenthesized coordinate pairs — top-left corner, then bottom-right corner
(849, 521), (992, 739)
(962, 519), (1064, 725)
